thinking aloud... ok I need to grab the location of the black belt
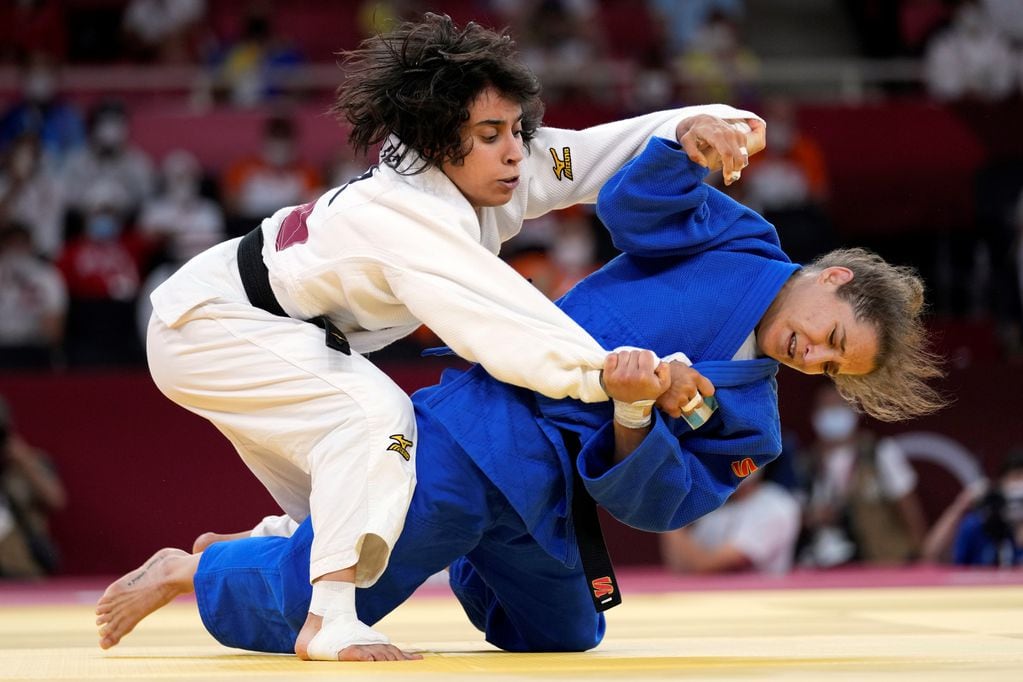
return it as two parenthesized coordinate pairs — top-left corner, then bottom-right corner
(236, 227), (351, 355)
(562, 429), (622, 612)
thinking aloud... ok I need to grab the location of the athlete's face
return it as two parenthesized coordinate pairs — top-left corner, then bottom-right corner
(756, 267), (880, 377)
(441, 87), (525, 209)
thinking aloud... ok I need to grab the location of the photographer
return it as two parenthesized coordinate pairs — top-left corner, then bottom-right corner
(922, 449), (1023, 567)
(0, 395), (66, 578)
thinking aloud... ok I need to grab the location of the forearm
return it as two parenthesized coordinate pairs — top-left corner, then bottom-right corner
(611, 421), (652, 465)
(921, 503), (967, 564)
(897, 493), (928, 556)
(14, 455), (66, 510)
(524, 104), (761, 217)
(389, 246), (610, 402)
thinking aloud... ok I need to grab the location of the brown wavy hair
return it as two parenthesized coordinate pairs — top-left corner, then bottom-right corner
(808, 248), (946, 422)
(332, 13), (544, 174)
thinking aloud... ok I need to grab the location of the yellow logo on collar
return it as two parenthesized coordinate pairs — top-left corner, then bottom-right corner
(549, 146), (573, 181)
(387, 434), (413, 461)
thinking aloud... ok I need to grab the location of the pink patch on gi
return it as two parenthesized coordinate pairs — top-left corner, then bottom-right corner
(275, 201), (316, 251)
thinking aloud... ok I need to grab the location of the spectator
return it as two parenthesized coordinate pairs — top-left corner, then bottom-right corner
(739, 97), (836, 265)
(0, 223), (66, 369)
(0, 132), (66, 258)
(660, 467), (801, 575)
(922, 449), (1023, 567)
(222, 115), (322, 229)
(678, 11), (758, 108)
(122, 0), (207, 64)
(924, 0), (1016, 102)
(204, 3), (305, 107)
(62, 100), (156, 218)
(0, 395), (66, 579)
(136, 149), (224, 341)
(510, 0), (608, 98)
(799, 383), (928, 567)
(56, 181), (149, 366)
(648, 0), (744, 56)
(139, 150), (224, 265)
(0, 51), (85, 169)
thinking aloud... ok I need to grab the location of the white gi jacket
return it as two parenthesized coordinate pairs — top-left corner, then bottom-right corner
(151, 104), (757, 403)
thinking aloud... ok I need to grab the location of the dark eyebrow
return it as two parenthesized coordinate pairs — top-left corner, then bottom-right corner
(472, 114), (524, 127)
(840, 325), (847, 354)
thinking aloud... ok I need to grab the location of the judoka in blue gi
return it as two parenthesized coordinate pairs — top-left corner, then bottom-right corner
(94, 119), (941, 661)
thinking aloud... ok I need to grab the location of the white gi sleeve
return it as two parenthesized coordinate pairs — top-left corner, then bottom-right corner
(373, 221), (610, 403)
(521, 103), (762, 219)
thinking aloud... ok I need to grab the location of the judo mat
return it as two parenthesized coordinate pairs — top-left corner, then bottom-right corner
(2, 567), (1023, 682)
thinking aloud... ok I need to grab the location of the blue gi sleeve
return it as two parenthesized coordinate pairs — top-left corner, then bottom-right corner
(575, 382), (782, 532)
(596, 137), (783, 259)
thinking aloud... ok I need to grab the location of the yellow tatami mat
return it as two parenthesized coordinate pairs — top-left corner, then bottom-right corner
(2, 581), (1023, 681)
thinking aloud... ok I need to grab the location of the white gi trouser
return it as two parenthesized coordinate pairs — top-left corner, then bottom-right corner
(146, 304), (416, 587)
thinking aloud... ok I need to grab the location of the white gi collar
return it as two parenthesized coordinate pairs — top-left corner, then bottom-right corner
(377, 135), (465, 202)
(377, 135), (483, 238)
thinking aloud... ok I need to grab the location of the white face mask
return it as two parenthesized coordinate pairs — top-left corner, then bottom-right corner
(24, 70), (56, 103)
(94, 118), (127, 150)
(812, 405), (858, 441)
(1002, 481), (1023, 524)
(263, 139), (294, 167)
(166, 177), (198, 202)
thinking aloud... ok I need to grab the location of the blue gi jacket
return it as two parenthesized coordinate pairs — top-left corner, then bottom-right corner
(417, 137), (800, 568)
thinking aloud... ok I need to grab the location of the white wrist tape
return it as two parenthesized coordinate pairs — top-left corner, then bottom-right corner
(306, 581), (389, 660)
(613, 399), (656, 429)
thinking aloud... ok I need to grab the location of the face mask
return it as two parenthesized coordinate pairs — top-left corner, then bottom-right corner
(24, 71), (56, 104)
(769, 122), (796, 153)
(812, 405), (858, 441)
(1002, 481), (1023, 524)
(167, 177), (198, 202)
(263, 139), (294, 167)
(94, 118), (128, 150)
(86, 214), (122, 241)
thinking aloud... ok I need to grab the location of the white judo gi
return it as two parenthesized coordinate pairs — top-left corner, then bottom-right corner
(146, 103), (758, 587)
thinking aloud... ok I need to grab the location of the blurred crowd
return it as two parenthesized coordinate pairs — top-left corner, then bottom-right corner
(1, 1), (1023, 576)
(660, 382), (1023, 575)
(0, 0), (1021, 369)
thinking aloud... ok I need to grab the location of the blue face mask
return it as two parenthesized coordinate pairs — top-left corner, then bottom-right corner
(86, 214), (121, 241)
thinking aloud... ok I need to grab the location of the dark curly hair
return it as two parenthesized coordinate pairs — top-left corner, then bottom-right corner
(332, 13), (544, 174)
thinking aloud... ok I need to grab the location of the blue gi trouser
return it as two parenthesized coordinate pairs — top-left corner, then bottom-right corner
(193, 406), (606, 653)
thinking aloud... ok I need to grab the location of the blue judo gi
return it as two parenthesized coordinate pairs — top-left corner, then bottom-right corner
(192, 138), (801, 653)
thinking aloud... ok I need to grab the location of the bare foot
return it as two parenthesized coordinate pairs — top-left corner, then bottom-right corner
(192, 530), (251, 554)
(294, 611), (422, 662)
(95, 548), (199, 649)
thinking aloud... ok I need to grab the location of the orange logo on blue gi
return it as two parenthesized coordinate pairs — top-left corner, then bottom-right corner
(731, 457), (759, 478)
(388, 434), (413, 461)
(591, 576), (614, 599)
(549, 146), (573, 181)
